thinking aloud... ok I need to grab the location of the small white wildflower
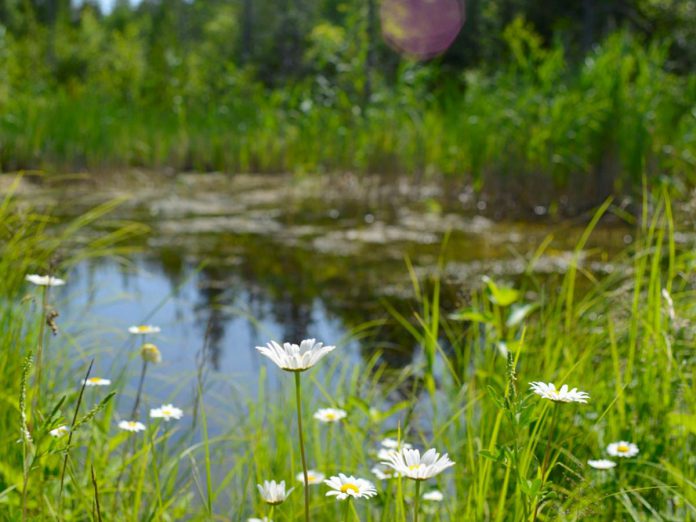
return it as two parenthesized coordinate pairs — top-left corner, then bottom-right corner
(26, 274), (65, 287)
(118, 420), (146, 432)
(82, 377), (111, 386)
(588, 459), (617, 470)
(149, 404), (183, 421)
(324, 474), (377, 500)
(607, 441), (639, 458)
(423, 490), (444, 501)
(529, 382), (590, 403)
(382, 448), (455, 481)
(49, 425), (69, 438)
(381, 438), (413, 450)
(371, 464), (400, 480)
(313, 408), (347, 423)
(128, 325), (161, 335)
(255, 339), (336, 372)
(257, 480), (292, 505)
(296, 470), (325, 485)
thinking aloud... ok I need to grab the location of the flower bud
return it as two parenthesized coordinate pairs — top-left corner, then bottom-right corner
(140, 343), (162, 364)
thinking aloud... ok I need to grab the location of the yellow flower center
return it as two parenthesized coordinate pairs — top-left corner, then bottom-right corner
(88, 377), (101, 383)
(127, 422), (137, 428)
(409, 464), (424, 471)
(325, 413), (336, 420)
(617, 444), (630, 453)
(137, 325), (149, 332)
(340, 483), (359, 494)
(162, 408), (172, 415)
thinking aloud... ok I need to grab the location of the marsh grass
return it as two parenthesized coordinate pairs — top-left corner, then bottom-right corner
(0, 185), (695, 520)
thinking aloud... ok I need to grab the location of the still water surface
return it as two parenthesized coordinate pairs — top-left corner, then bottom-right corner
(16, 172), (632, 424)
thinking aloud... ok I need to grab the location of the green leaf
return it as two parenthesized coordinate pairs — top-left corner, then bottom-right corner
(486, 385), (506, 410)
(449, 308), (491, 323)
(483, 276), (520, 307)
(479, 449), (503, 462)
(520, 478), (543, 497)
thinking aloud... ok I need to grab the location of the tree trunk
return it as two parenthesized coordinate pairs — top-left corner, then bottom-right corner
(364, 0), (377, 104)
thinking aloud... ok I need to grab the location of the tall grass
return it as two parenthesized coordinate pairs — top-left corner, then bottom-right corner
(2, 29), (695, 201)
(0, 184), (695, 519)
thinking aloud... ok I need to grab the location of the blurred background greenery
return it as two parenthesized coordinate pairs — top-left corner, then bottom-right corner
(0, 0), (695, 206)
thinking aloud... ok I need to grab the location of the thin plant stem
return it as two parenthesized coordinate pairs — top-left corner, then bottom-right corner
(344, 500), (350, 522)
(113, 358), (148, 513)
(60, 360), (94, 510)
(21, 442), (29, 522)
(295, 372), (310, 522)
(34, 285), (49, 406)
(326, 423), (334, 468)
(414, 480), (421, 522)
(130, 359), (148, 419)
(91, 465), (103, 522)
(532, 405), (559, 522)
(349, 498), (361, 521)
(20, 353), (33, 522)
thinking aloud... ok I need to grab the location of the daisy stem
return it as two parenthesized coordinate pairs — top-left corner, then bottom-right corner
(414, 481), (421, 522)
(295, 372), (310, 522)
(131, 360), (149, 419)
(326, 424), (333, 469)
(349, 498), (361, 521)
(532, 404), (559, 522)
(34, 285), (49, 404)
(344, 499), (351, 522)
(268, 505), (275, 521)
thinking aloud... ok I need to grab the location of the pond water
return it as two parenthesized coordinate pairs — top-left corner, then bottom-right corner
(9, 172), (632, 425)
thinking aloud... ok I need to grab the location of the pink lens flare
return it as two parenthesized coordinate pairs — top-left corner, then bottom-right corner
(380, 0), (465, 60)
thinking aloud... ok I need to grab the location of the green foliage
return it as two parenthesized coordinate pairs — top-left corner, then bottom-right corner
(0, 2), (694, 203)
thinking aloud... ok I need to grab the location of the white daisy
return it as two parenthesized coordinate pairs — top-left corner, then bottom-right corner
(382, 448), (455, 481)
(150, 404), (183, 421)
(588, 459), (617, 469)
(324, 474), (377, 500)
(529, 382), (590, 403)
(257, 480), (292, 505)
(381, 438), (413, 450)
(26, 274), (65, 287)
(377, 448), (399, 461)
(377, 439), (413, 460)
(255, 338), (336, 372)
(296, 470), (325, 485)
(607, 441), (639, 458)
(118, 420), (146, 432)
(128, 325), (161, 335)
(50, 425), (69, 438)
(313, 408), (347, 423)
(423, 490), (444, 502)
(140, 343), (162, 364)
(82, 377), (111, 386)
(371, 464), (400, 480)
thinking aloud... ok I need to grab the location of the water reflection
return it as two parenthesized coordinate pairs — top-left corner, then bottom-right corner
(32, 173), (631, 403)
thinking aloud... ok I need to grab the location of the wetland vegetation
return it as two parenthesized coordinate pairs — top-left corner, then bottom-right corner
(1, 1), (696, 520)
